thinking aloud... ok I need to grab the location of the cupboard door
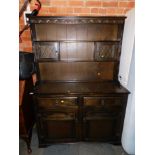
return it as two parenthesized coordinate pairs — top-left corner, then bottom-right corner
(37, 110), (78, 143)
(94, 42), (120, 61)
(83, 112), (121, 141)
(34, 42), (59, 60)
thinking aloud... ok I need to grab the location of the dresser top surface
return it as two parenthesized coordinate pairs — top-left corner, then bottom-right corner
(34, 81), (129, 96)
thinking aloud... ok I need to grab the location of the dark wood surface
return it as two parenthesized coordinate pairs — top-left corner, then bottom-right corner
(27, 16), (129, 147)
(38, 62), (115, 81)
(33, 81), (129, 146)
(34, 81), (129, 95)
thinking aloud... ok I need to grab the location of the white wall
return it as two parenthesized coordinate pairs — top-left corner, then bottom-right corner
(122, 43), (135, 155)
(119, 9), (135, 87)
(119, 9), (135, 155)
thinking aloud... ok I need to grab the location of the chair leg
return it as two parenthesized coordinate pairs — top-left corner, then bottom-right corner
(24, 138), (32, 154)
(23, 129), (33, 154)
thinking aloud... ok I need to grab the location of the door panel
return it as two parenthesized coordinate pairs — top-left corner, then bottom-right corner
(83, 114), (120, 141)
(83, 97), (122, 141)
(37, 111), (78, 142)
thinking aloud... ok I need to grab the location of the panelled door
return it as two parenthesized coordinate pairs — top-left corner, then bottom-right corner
(82, 97), (123, 141)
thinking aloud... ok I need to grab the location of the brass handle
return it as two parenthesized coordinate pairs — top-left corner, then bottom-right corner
(55, 100), (65, 104)
(29, 92), (34, 95)
(60, 100), (65, 104)
(97, 72), (101, 76)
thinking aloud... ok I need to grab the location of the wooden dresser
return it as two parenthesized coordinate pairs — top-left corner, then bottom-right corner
(27, 15), (129, 147)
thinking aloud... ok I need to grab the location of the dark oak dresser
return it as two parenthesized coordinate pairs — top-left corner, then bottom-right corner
(27, 15), (129, 147)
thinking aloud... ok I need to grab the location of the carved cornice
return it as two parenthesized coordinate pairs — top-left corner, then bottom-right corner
(27, 16), (125, 24)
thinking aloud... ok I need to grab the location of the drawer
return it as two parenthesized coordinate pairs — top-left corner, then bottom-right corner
(37, 110), (77, 121)
(84, 97), (122, 106)
(84, 97), (123, 113)
(36, 97), (77, 109)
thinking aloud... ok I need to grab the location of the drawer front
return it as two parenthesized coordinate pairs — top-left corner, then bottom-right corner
(37, 110), (78, 121)
(36, 97), (77, 110)
(84, 97), (123, 113)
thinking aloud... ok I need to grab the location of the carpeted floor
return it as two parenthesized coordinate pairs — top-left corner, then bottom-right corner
(19, 128), (129, 155)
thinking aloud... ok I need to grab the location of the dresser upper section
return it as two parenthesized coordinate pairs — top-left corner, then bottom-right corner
(27, 16), (126, 82)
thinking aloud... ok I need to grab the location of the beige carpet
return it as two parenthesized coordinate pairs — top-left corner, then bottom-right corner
(20, 128), (128, 155)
